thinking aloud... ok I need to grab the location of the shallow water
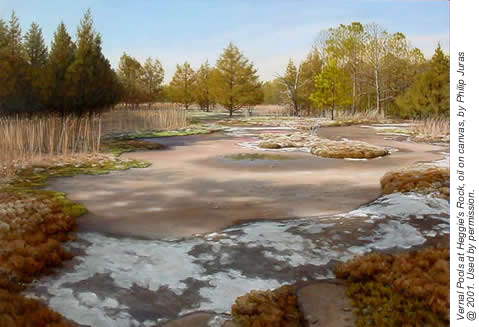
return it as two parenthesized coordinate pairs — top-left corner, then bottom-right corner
(25, 192), (449, 327)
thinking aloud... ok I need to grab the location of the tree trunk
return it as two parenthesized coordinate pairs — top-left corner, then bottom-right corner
(229, 108), (233, 117)
(375, 68), (381, 116)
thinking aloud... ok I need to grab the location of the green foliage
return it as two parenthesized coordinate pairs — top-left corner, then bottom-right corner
(0, 10), (120, 116)
(214, 43), (263, 116)
(168, 61), (196, 109)
(396, 45), (450, 118)
(117, 53), (145, 106)
(23, 22), (48, 112)
(299, 47), (323, 114)
(141, 57), (164, 104)
(309, 58), (352, 119)
(117, 54), (164, 107)
(0, 12), (29, 114)
(46, 22), (76, 115)
(66, 10), (119, 115)
(262, 79), (282, 105)
(193, 60), (215, 111)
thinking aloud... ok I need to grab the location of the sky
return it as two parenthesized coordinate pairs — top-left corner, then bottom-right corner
(0, 0), (449, 82)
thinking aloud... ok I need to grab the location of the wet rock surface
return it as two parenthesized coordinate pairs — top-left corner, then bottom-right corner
(24, 193), (449, 327)
(297, 281), (355, 327)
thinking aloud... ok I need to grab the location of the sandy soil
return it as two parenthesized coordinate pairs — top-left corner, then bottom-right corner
(45, 125), (446, 239)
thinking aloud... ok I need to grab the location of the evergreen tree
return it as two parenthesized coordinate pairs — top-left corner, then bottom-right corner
(168, 62), (195, 109)
(117, 53), (144, 107)
(24, 22), (48, 67)
(277, 59), (303, 116)
(214, 43), (262, 117)
(66, 9), (117, 115)
(24, 22), (48, 111)
(309, 59), (352, 120)
(262, 79), (282, 105)
(299, 47), (323, 114)
(46, 22), (76, 115)
(396, 45), (449, 118)
(0, 12), (28, 114)
(193, 60), (215, 111)
(141, 57), (164, 105)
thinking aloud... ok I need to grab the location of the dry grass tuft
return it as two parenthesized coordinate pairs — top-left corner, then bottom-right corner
(380, 166), (449, 198)
(0, 106), (187, 177)
(250, 105), (290, 117)
(232, 285), (305, 327)
(101, 106), (188, 134)
(336, 108), (385, 122)
(336, 247), (450, 327)
(0, 115), (102, 176)
(411, 118), (450, 143)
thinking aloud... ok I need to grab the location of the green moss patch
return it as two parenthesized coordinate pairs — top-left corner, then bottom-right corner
(335, 248), (449, 327)
(101, 125), (221, 155)
(224, 153), (300, 161)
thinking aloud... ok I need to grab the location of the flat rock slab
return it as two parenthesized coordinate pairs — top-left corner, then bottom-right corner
(297, 281), (355, 327)
(163, 313), (213, 327)
(45, 126), (446, 239)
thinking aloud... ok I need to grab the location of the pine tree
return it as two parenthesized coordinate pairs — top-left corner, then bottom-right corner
(117, 53), (144, 107)
(66, 9), (117, 115)
(396, 45), (449, 118)
(299, 47), (323, 114)
(24, 22), (48, 67)
(0, 12), (28, 114)
(168, 62), (195, 109)
(193, 60), (215, 111)
(24, 22), (48, 111)
(309, 59), (352, 120)
(47, 22), (76, 115)
(277, 59), (303, 116)
(141, 57), (164, 105)
(214, 43), (262, 117)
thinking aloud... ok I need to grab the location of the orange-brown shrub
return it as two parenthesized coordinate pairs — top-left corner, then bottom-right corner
(231, 285), (305, 327)
(335, 248), (450, 327)
(0, 192), (76, 327)
(380, 166), (449, 198)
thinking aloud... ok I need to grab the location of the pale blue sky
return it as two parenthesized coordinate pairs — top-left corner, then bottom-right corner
(0, 0), (449, 81)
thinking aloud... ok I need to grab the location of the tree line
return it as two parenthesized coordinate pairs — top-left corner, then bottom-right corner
(0, 10), (120, 116)
(0, 12), (448, 119)
(265, 22), (449, 119)
(120, 43), (263, 117)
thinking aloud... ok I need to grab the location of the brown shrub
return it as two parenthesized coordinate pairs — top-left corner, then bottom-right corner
(0, 192), (76, 327)
(232, 285), (305, 327)
(380, 166), (449, 198)
(311, 140), (389, 159)
(335, 248), (450, 327)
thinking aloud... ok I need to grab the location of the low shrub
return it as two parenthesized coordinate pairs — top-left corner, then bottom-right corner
(310, 140), (389, 159)
(380, 166), (449, 198)
(232, 285), (305, 327)
(335, 248), (449, 327)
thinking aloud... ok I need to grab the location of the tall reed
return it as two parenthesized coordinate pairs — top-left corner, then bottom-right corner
(411, 118), (450, 139)
(0, 115), (102, 176)
(101, 105), (188, 134)
(0, 106), (189, 176)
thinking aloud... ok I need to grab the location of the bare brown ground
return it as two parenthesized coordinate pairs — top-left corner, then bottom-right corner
(44, 125), (446, 239)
